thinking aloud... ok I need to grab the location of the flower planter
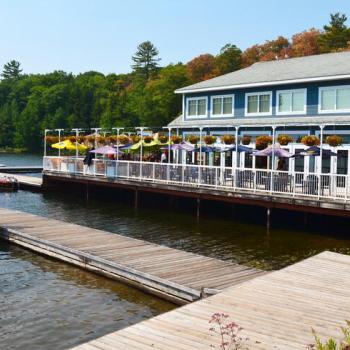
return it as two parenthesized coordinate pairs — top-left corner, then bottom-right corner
(301, 135), (320, 146)
(222, 135), (235, 145)
(277, 134), (293, 146)
(241, 136), (251, 145)
(326, 135), (342, 147)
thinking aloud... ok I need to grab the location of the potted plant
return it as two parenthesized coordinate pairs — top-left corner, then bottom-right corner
(171, 135), (182, 144)
(221, 135), (235, 145)
(143, 135), (153, 144)
(277, 134), (293, 146)
(301, 135), (320, 146)
(326, 135), (343, 147)
(203, 135), (217, 145)
(241, 135), (251, 145)
(187, 135), (200, 144)
(255, 135), (272, 150)
(117, 134), (130, 145)
(159, 135), (168, 144)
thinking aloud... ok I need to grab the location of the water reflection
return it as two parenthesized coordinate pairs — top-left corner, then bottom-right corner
(1, 189), (350, 270)
(0, 241), (173, 350)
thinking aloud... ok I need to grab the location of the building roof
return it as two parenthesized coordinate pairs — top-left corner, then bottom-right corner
(175, 51), (350, 94)
(168, 114), (350, 128)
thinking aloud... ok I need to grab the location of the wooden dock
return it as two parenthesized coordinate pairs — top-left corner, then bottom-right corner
(0, 172), (42, 189)
(0, 165), (43, 173)
(72, 251), (350, 350)
(0, 208), (265, 304)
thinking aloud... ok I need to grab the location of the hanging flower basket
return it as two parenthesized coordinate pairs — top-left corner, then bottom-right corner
(301, 135), (320, 146)
(241, 135), (251, 145)
(159, 135), (168, 144)
(143, 135), (153, 144)
(326, 135), (343, 147)
(84, 135), (96, 144)
(67, 136), (77, 142)
(187, 135), (200, 144)
(76, 136), (84, 143)
(203, 135), (217, 145)
(117, 134), (130, 145)
(221, 135), (235, 145)
(45, 136), (59, 144)
(255, 135), (272, 150)
(96, 136), (106, 145)
(107, 135), (118, 144)
(131, 135), (141, 144)
(171, 135), (182, 144)
(277, 134), (293, 146)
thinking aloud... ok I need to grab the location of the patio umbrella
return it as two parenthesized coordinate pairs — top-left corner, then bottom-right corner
(90, 146), (123, 155)
(292, 146), (337, 157)
(51, 139), (87, 151)
(51, 140), (73, 149)
(213, 144), (253, 153)
(253, 145), (292, 158)
(66, 142), (87, 152)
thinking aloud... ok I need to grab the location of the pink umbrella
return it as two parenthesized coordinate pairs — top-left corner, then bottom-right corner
(91, 146), (123, 155)
(253, 145), (292, 158)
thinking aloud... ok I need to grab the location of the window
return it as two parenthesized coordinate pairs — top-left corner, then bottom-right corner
(211, 95), (234, 117)
(319, 86), (350, 112)
(245, 92), (272, 115)
(187, 97), (207, 118)
(277, 89), (306, 114)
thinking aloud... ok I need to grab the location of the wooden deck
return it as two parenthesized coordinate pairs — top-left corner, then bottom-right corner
(0, 172), (42, 189)
(0, 208), (265, 304)
(72, 251), (350, 350)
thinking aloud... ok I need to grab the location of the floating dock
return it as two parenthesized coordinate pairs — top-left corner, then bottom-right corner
(0, 172), (42, 189)
(0, 165), (43, 173)
(0, 208), (265, 304)
(72, 251), (350, 350)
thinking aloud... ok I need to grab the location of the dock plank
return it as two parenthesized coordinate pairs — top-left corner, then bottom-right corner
(72, 251), (350, 350)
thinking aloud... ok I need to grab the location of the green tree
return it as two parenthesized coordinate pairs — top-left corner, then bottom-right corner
(2, 60), (23, 80)
(215, 44), (242, 75)
(318, 13), (350, 52)
(132, 41), (161, 80)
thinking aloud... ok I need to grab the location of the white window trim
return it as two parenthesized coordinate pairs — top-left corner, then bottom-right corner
(186, 96), (208, 119)
(276, 88), (307, 115)
(318, 85), (350, 114)
(245, 91), (272, 116)
(210, 94), (234, 118)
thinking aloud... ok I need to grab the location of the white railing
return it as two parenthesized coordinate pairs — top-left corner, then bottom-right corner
(43, 156), (350, 202)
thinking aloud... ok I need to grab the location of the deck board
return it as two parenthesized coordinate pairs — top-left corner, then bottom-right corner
(0, 207), (265, 304)
(72, 251), (350, 350)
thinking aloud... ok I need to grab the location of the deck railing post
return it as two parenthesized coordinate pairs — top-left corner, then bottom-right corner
(270, 126), (276, 193)
(318, 125), (324, 199)
(152, 163), (155, 183)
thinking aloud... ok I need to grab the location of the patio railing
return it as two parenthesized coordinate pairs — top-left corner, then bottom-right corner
(43, 156), (350, 202)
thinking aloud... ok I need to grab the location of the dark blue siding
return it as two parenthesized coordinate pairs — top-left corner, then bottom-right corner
(183, 79), (350, 121)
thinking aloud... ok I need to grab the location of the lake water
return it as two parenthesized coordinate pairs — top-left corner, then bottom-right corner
(1, 153), (350, 349)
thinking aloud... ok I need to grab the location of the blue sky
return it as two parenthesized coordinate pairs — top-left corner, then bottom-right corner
(1, 0), (350, 75)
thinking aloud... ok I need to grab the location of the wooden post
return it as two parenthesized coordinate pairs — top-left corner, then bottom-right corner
(266, 207), (271, 230)
(196, 198), (200, 220)
(134, 189), (138, 209)
(303, 212), (308, 229)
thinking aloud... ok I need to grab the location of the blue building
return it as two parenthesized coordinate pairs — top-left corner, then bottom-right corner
(169, 51), (350, 174)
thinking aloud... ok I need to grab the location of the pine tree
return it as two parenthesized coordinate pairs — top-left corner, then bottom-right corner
(132, 41), (161, 80)
(318, 13), (350, 52)
(2, 60), (22, 80)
